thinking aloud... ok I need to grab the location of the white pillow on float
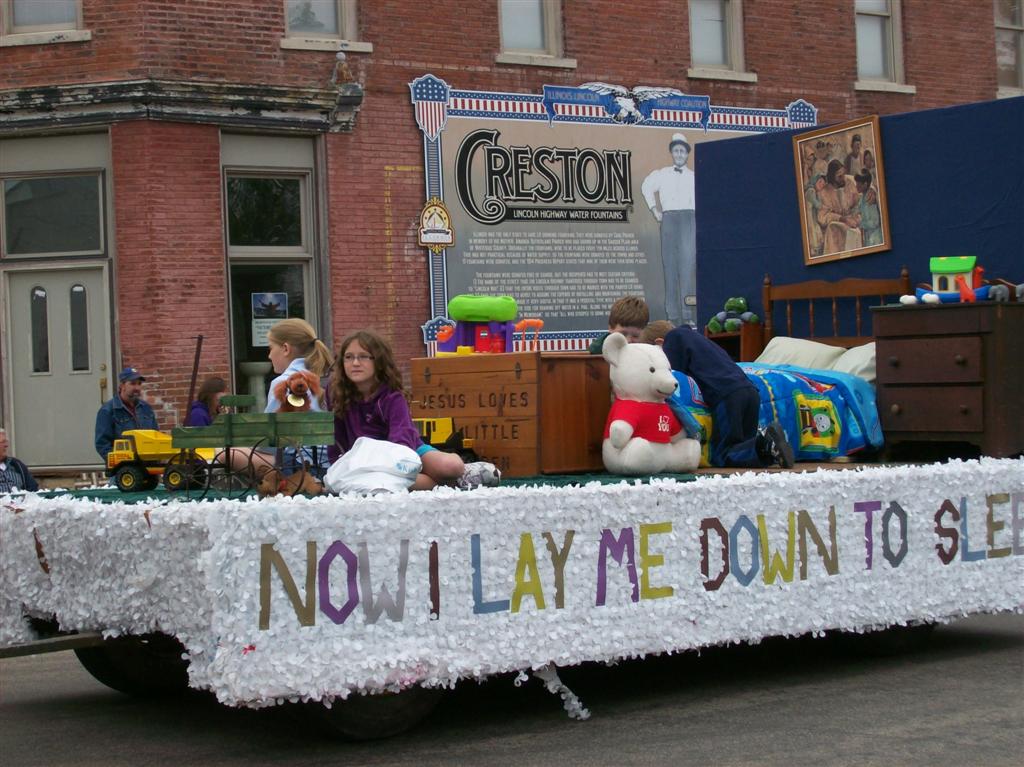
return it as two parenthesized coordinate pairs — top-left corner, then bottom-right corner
(754, 336), (847, 369)
(830, 342), (877, 384)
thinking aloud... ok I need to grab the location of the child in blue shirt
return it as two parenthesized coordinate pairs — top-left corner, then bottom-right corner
(659, 326), (794, 468)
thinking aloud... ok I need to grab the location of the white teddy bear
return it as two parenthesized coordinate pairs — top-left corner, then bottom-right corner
(601, 332), (701, 475)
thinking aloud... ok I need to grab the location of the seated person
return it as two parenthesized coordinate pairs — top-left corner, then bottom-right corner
(661, 326), (794, 469)
(588, 295), (649, 354)
(329, 329), (495, 490)
(263, 318), (335, 476)
(0, 428), (39, 493)
(95, 367), (158, 461)
(185, 376), (227, 426)
(185, 375), (253, 474)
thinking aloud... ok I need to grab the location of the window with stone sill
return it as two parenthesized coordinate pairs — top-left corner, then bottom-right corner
(688, 0), (754, 82)
(282, 0), (371, 52)
(996, 0), (1024, 94)
(855, 0), (913, 92)
(497, 0), (575, 67)
(1, 0), (89, 45)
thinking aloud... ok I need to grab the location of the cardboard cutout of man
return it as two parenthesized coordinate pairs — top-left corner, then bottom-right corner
(641, 133), (697, 327)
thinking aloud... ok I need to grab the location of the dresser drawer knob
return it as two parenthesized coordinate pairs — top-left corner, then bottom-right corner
(959, 405), (969, 414)
(954, 354), (967, 366)
(888, 356), (900, 367)
(890, 404), (901, 415)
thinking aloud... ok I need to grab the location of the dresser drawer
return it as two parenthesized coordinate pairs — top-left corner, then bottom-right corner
(872, 303), (996, 337)
(876, 336), (982, 384)
(878, 386), (983, 432)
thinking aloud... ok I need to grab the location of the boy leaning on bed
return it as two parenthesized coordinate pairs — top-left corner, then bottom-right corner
(643, 321), (795, 469)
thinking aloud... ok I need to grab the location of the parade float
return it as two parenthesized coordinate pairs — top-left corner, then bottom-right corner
(2, 458), (1022, 737)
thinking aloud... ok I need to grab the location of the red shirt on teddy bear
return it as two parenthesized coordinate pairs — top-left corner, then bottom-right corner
(603, 400), (682, 443)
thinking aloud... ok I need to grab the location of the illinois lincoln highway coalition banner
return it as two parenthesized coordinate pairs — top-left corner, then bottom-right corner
(410, 75), (818, 352)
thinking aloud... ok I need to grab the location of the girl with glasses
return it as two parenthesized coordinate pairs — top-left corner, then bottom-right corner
(329, 329), (468, 491)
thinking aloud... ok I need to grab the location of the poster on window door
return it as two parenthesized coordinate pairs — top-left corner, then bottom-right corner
(251, 292), (288, 347)
(410, 75), (818, 352)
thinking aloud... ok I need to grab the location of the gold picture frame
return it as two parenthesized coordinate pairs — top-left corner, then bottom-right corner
(793, 115), (891, 265)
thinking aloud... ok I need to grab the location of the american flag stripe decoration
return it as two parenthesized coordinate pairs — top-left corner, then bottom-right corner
(410, 75), (451, 141)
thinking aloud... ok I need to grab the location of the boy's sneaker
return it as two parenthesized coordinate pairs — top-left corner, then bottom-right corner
(758, 421), (795, 468)
(457, 461), (501, 490)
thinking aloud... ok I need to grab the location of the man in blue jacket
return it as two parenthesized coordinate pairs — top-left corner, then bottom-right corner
(0, 428), (38, 493)
(94, 367), (159, 460)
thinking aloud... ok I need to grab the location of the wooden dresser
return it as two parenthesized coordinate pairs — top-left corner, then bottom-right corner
(871, 302), (1024, 457)
(411, 352), (611, 477)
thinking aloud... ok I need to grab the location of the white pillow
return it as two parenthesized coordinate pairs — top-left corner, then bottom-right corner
(754, 336), (847, 369)
(830, 342), (877, 384)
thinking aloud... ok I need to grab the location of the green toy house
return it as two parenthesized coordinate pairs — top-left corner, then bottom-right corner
(930, 256), (976, 293)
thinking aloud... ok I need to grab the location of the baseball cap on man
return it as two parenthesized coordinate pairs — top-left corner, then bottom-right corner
(118, 367), (146, 383)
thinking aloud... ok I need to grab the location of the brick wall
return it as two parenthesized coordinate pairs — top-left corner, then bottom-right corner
(3, 2), (1000, 112)
(314, 0), (1004, 371)
(110, 121), (230, 425)
(6, 0), (1007, 398)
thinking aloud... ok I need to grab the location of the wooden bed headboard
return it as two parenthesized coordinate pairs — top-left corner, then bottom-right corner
(762, 267), (911, 347)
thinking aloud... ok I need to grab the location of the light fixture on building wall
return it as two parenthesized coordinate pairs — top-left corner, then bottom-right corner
(330, 47), (353, 86)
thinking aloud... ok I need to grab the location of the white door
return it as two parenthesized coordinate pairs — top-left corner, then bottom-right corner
(5, 267), (111, 467)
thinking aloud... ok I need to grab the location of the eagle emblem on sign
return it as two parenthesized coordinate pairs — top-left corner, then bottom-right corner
(579, 82), (687, 124)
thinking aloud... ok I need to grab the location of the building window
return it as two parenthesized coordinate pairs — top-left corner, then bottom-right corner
(226, 175), (307, 252)
(996, 0), (1024, 94)
(496, 0), (575, 68)
(222, 134), (320, 400)
(3, 0), (77, 33)
(1, 0), (90, 46)
(70, 283), (90, 372)
(30, 286), (49, 374)
(687, 0), (754, 82)
(2, 174), (104, 257)
(500, 0), (546, 53)
(282, 0), (371, 52)
(286, 0), (344, 37)
(855, 0), (913, 91)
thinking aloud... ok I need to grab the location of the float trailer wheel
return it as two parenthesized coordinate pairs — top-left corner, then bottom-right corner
(74, 633), (190, 697)
(835, 622), (937, 657)
(295, 686), (443, 740)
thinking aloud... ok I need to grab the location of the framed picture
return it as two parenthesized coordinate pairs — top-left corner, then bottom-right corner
(793, 115), (890, 265)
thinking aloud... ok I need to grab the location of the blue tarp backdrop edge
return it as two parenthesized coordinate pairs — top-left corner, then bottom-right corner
(695, 96), (1024, 337)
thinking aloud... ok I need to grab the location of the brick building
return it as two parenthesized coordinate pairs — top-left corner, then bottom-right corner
(1, 0), (1020, 468)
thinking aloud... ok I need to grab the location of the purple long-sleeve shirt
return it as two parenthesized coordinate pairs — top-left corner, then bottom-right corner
(328, 384), (422, 463)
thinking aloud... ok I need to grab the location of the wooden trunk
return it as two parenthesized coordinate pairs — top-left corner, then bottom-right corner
(410, 352), (611, 477)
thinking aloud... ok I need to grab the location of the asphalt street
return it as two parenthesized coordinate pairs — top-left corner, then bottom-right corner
(1, 613), (1021, 766)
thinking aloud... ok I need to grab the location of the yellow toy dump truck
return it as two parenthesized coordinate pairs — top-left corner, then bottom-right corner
(412, 416), (478, 461)
(106, 429), (216, 492)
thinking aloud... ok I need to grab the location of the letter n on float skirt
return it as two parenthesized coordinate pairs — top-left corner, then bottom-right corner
(259, 541), (317, 630)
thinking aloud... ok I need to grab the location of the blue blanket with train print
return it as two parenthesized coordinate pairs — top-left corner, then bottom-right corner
(670, 362), (883, 465)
